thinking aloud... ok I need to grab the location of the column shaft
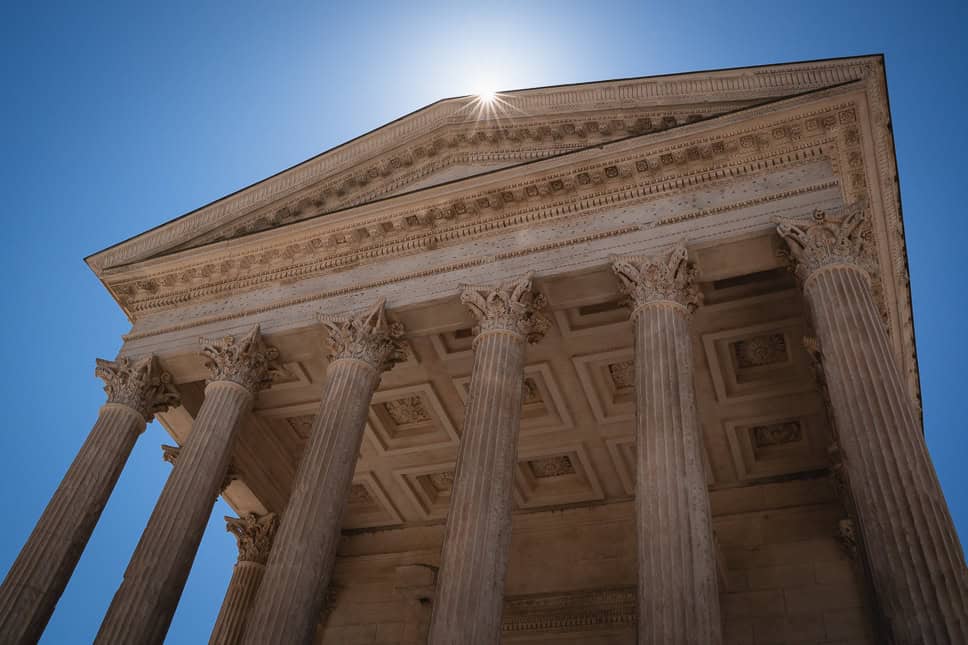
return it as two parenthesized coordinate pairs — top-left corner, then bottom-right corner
(209, 561), (265, 645)
(635, 304), (720, 645)
(240, 359), (380, 644)
(96, 380), (252, 644)
(0, 404), (144, 644)
(427, 330), (526, 644)
(806, 265), (968, 643)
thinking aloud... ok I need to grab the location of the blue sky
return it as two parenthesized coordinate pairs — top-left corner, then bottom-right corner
(1, 1), (966, 642)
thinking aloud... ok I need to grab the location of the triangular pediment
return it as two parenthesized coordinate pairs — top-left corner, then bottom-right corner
(86, 56), (883, 272)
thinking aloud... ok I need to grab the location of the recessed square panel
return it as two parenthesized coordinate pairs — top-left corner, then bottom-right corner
(702, 319), (813, 404)
(342, 472), (403, 529)
(393, 461), (457, 520)
(572, 349), (635, 425)
(429, 327), (475, 361)
(724, 411), (827, 480)
(452, 363), (573, 434)
(270, 361), (313, 390)
(366, 383), (458, 455)
(553, 296), (632, 339)
(514, 444), (605, 509)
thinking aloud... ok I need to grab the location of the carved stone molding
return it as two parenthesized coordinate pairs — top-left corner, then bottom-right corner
(200, 325), (281, 393)
(225, 513), (278, 565)
(319, 298), (407, 371)
(89, 58), (877, 273)
(612, 245), (701, 314)
(776, 202), (872, 284)
(460, 275), (550, 343)
(109, 101), (858, 318)
(502, 586), (636, 635)
(95, 355), (180, 423)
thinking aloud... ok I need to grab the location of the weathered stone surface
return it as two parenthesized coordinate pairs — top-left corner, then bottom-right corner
(0, 356), (178, 645)
(427, 277), (545, 644)
(95, 330), (278, 644)
(241, 300), (404, 645)
(209, 514), (278, 645)
(614, 247), (722, 645)
(779, 210), (968, 644)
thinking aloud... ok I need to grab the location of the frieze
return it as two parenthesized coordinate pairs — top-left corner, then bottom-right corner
(110, 103), (858, 316)
(89, 58), (875, 272)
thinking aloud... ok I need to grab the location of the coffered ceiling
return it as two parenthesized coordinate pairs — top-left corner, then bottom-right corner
(160, 232), (834, 530)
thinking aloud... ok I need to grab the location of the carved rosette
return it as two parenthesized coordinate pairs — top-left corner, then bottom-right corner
(612, 245), (701, 315)
(225, 513), (278, 565)
(95, 355), (180, 423)
(776, 202), (871, 284)
(319, 299), (407, 372)
(460, 275), (550, 343)
(200, 326), (281, 393)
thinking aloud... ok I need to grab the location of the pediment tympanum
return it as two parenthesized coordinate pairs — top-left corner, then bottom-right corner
(86, 57), (883, 273)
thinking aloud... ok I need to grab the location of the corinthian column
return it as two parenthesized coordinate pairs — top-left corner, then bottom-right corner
(777, 207), (968, 644)
(209, 513), (278, 645)
(241, 300), (405, 645)
(96, 327), (279, 645)
(0, 356), (178, 645)
(612, 247), (721, 645)
(427, 276), (549, 645)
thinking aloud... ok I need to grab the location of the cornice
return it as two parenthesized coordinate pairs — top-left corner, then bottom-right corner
(87, 57), (879, 272)
(108, 95), (856, 316)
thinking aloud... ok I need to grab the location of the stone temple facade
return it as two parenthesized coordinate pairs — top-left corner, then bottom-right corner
(1, 55), (966, 645)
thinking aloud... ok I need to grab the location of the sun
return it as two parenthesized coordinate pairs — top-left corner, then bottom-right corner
(477, 88), (498, 103)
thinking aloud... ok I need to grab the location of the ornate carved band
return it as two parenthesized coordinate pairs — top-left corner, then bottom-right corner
(319, 298), (407, 372)
(95, 355), (180, 423)
(612, 245), (702, 315)
(225, 513), (278, 565)
(776, 202), (870, 285)
(460, 275), (550, 344)
(200, 325), (281, 393)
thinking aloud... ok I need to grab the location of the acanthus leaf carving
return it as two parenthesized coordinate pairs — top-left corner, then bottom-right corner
(612, 244), (701, 313)
(95, 355), (180, 423)
(225, 513), (278, 565)
(460, 275), (550, 343)
(319, 298), (407, 372)
(776, 201), (872, 283)
(199, 325), (281, 393)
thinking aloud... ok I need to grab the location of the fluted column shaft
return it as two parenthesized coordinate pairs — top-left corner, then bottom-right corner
(96, 327), (277, 645)
(614, 247), (721, 645)
(805, 265), (968, 642)
(241, 360), (377, 643)
(429, 331), (525, 643)
(95, 381), (251, 643)
(428, 277), (548, 645)
(0, 405), (142, 645)
(210, 562), (265, 645)
(242, 300), (405, 645)
(634, 303), (720, 644)
(777, 206), (968, 643)
(209, 513), (277, 645)
(0, 356), (177, 645)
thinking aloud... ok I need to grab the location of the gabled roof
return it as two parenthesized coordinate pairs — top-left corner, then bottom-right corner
(85, 55), (885, 274)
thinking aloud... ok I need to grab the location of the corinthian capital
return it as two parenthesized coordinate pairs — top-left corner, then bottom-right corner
(776, 202), (868, 282)
(460, 275), (550, 343)
(319, 299), (407, 372)
(200, 326), (281, 393)
(612, 245), (701, 313)
(225, 513), (278, 565)
(95, 355), (180, 423)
